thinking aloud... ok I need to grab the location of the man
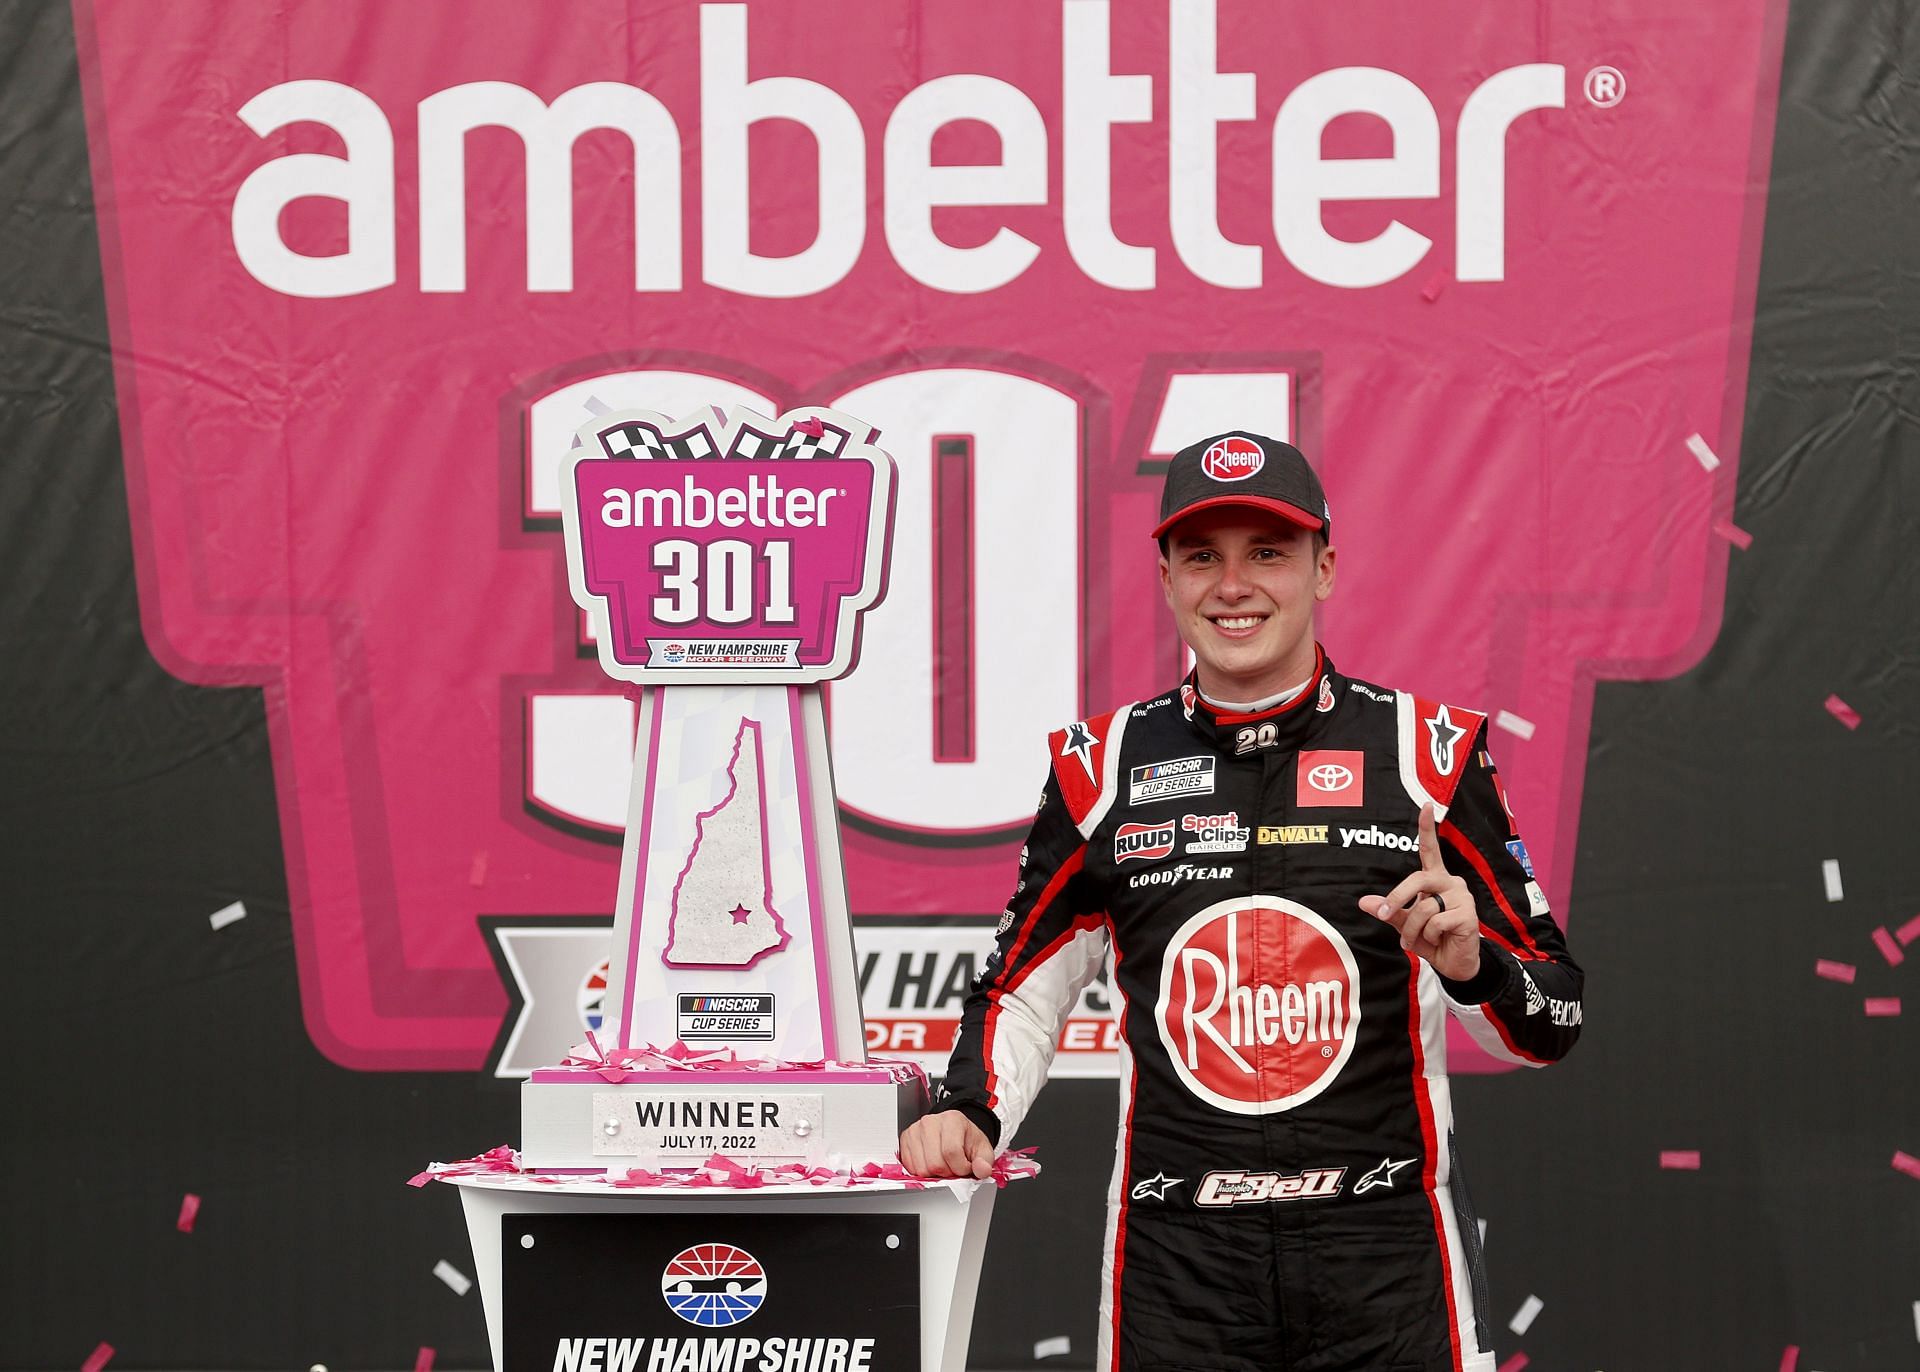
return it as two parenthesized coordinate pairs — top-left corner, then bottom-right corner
(898, 432), (1583, 1372)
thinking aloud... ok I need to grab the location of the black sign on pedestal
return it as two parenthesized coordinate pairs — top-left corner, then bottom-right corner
(504, 1213), (921, 1372)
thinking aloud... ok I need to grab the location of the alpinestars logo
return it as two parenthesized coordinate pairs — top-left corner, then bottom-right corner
(1130, 1172), (1185, 1201)
(1353, 1157), (1417, 1194)
(1426, 704), (1468, 775)
(1060, 720), (1100, 783)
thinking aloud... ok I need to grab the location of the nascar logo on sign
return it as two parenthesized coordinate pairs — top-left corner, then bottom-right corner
(661, 1243), (767, 1327)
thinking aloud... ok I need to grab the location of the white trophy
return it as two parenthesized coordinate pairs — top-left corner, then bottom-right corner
(421, 405), (1016, 1372)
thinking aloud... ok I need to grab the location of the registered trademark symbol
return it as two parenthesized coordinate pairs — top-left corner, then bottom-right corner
(1322, 1045), (1334, 1058)
(1585, 66), (1626, 107)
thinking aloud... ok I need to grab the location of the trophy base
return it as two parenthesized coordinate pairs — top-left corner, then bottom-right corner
(520, 1065), (927, 1171)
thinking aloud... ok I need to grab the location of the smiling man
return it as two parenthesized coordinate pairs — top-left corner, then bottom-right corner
(898, 431), (1585, 1372)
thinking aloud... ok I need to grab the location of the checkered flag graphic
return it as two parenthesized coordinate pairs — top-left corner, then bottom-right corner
(598, 421), (717, 461)
(776, 424), (849, 459)
(727, 428), (785, 460)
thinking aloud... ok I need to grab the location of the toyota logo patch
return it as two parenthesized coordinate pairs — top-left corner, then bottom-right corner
(1307, 764), (1353, 792)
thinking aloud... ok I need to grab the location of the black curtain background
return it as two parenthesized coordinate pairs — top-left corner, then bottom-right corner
(3, 0), (1916, 1366)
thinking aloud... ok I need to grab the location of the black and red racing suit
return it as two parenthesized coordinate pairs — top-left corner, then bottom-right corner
(935, 648), (1583, 1372)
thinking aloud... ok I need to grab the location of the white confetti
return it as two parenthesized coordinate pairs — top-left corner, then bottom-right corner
(1493, 710), (1536, 741)
(1686, 432), (1721, 471)
(1509, 1293), (1544, 1335)
(1822, 859), (1844, 903)
(432, 1259), (472, 1296)
(208, 901), (247, 931)
(1033, 1337), (1072, 1360)
(1912, 1298), (1919, 1342)
(1478, 1217), (1488, 1244)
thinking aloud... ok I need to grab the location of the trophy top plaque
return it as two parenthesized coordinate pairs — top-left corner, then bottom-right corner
(559, 404), (897, 685)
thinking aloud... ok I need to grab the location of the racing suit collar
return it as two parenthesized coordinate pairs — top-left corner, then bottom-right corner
(1179, 643), (1336, 750)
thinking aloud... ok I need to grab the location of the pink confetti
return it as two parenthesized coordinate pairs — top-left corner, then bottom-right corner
(555, 1038), (927, 1088)
(468, 852), (488, 887)
(1873, 927), (1905, 967)
(414, 1348), (436, 1372)
(1865, 998), (1901, 1017)
(82, 1344), (115, 1372)
(1895, 913), (1920, 946)
(415, 1142), (1038, 1193)
(1419, 273), (1448, 302)
(1778, 1346), (1798, 1372)
(1815, 959), (1857, 983)
(793, 416), (825, 437)
(175, 1193), (201, 1233)
(1659, 1150), (1702, 1170)
(1496, 1355), (1529, 1372)
(1712, 518), (1753, 549)
(1824, 694), (1862, 729)
(1893, 1151), (1920, 1181)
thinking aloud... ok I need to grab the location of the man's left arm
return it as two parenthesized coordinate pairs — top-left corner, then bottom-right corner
(1431, 742), (1585, 1066)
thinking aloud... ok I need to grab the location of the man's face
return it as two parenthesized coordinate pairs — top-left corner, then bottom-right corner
(1158, 510), (1336, 700)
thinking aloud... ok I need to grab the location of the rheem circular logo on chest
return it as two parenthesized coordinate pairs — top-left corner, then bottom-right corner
(1155, 896), (1361, 1114)
(1200, 435), (1265, 481)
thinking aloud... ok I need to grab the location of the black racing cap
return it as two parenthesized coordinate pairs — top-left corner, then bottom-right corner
(1152, 431), (1330, 541)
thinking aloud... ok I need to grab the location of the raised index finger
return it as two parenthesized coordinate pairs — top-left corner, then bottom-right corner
(1418, 802), (1446, 873)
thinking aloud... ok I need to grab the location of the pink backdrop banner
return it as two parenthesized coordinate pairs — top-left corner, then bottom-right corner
(74, 0), (1786, 1069)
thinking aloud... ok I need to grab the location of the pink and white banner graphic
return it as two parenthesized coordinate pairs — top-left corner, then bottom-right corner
(75, 0), (1786, 1072)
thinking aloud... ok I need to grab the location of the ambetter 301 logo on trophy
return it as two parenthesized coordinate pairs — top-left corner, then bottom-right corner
(525, 403), (912, 1167)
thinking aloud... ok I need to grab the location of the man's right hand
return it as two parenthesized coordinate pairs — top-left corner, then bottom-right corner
(898, 1110), (995, 1180)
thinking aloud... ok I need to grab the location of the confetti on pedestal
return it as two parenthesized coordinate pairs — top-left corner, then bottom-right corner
(1478, 1217), (1488, 1243)
(207, 901), (247, 931)
(1496, 1354), (1530, 1372)
(1824, 694), (1862, 730)
(1033, 1337), (1072, 1359)
(81, 1343), (114, 1372)
(1866, 998), (1901, 1017)
(469, 852), (488, 887)
(1712, 518), (1753, 549)
(175, 1193), (200, 1233)
(1896, 914), (1920, 946)
(1874, 928), (1905, 967)
(1686, 432), (1721, 471)
(1493, 710), (1536, 741)
(1660, 1150), (1701, 1170)
(1893, 1151), (1920, 1182)
(1911, 1300), (1919, 1343)
(1778, 1345), (1799, 1372)
(413, 1348), (436, 1372)
(431, 1259), (472, 1296)
(1420, 272), (1448, 302)
(1508, 1294), (1544, 1335)
(1822, 860), (1844, 902)
(583, 394), (612, 416)
(1815, 959), (1857, 983)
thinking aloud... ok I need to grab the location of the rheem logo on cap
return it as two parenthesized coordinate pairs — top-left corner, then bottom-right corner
(1200, 436), (1266, 482)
